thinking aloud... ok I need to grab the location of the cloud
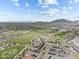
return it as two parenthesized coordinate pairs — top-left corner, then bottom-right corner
(40, 8), (70, 17)
(0, 12), (12, 16)
(68, 16), (79, 21)
(27, 9), (31, 13)
(0, 12), (15, 21)
(0, 12), (28, 22)
(69, 0), (79, 3)
(62, 10), (68, 14)
(10, 0), (19, 2)
(33, 10), (37, 13)
(41, 5), (48, 8)
(10, 0), (20, 7)
(69, 0), (73, 3)
(25, 3), (29, 7)
(40, 8), (60, 16)
(69, 6), (72, 9)
(38, 0), (58, 5)
(62, 7), (66, 10)
(14, 3), (20, 7)
(46, 0), (58, 4)
(74, 0), (79, 3)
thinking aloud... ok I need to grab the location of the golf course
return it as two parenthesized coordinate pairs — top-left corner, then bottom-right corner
(0, 28), (51, 59)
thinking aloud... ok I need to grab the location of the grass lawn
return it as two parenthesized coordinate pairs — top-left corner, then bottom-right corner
(0, 46), (24, 59)
(5, 30), (40, 45)
(49, 31), (72, 43)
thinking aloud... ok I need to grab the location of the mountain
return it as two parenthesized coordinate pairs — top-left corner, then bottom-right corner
(0, 19), (76, 29)
(74, 20), (79, 24)
(51, 19), (72, 23)
(46, 19), (74, 28)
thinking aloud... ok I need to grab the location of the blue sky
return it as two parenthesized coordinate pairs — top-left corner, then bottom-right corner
(0, 0), (79, 22)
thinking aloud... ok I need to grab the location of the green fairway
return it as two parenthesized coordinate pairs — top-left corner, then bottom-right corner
(5, 30), (39, 45)
(0, 46), (24, 59)
(1, 49), (18, 59)
(48, 30), (72, 43)
(55, 31), (72, 36)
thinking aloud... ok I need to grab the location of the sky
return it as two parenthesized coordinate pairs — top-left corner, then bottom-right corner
(0, 0), (79, 22)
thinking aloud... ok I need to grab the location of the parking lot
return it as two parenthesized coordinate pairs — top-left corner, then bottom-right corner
(36, 42), (77, 59)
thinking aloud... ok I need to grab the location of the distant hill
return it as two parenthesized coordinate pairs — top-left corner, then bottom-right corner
(0, 19), (77, 29)
(74, 20), (79, 25)
(50, 19), (72, 23)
